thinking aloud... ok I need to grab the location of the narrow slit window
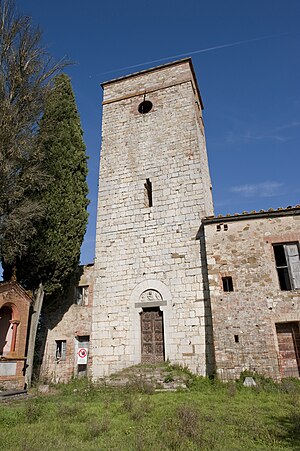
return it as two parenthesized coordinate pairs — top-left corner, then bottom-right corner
(222, 276), (234, 292)
(234, 335), (239, 343)
(144, 178), (153, 207)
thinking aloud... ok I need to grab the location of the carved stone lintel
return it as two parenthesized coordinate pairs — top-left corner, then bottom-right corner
(139, 289), (163, 303)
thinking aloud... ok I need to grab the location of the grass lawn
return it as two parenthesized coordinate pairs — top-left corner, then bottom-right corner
(0, 374), (300, 450)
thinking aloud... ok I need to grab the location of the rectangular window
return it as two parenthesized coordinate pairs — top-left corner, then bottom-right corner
(273, 243), (300, 290)
(77, 335), (90, 348)
(75, 285), (89, 306)
(222, 276), (234, 292)
(144, 179), (153, 207)
(56, 340), (66, 361)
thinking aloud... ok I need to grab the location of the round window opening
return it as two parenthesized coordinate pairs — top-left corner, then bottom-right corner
(138, 100), (153, 114)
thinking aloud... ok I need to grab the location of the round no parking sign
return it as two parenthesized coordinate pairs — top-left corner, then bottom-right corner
(77, 347), (88, 364)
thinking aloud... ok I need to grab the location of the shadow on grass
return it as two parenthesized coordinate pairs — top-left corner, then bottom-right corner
(274, 409), (300, 449)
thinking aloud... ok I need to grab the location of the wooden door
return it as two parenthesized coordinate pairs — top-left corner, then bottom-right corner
(276, 323), (300, 378)
(141, 308), (164, 363)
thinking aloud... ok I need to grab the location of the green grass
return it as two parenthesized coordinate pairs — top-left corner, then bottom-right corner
(0, 376), (300, 451)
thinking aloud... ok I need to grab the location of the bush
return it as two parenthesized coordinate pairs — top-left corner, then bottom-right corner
(24, 400), (42, 423)
(85, 415), (110, 439)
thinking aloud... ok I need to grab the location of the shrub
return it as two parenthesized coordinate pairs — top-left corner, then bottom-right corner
(163, 374), (174, 383)
(24, 400), (42, 423)
(85, 415), (110, 440)
(227, 380), (237, 397)
(125, 378), (155, 395)
(123, 394), (134, 412)
(57, 402), (81, 418)
(176, 404), (200, 439)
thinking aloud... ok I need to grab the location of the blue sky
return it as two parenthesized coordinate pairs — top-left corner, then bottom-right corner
(19, 0), (300, 264)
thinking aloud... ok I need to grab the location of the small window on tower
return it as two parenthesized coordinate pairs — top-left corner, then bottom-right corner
(222, 276), (234, 292)
(144, 179), (153, 207)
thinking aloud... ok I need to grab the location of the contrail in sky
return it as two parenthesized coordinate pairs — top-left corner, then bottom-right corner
(96, 32), (290, 79)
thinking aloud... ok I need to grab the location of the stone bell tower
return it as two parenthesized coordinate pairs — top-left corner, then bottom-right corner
(92, 58), (214, 378)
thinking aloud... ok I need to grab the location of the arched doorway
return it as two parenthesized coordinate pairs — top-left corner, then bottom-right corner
(0, 306), (13, 355)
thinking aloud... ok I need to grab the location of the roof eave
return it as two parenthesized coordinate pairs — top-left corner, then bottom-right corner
(202, 207), (300, 225)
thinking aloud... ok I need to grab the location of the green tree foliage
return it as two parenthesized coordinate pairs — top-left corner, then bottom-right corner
(0, 0), (65, 267)
(18, 74), (89, 297)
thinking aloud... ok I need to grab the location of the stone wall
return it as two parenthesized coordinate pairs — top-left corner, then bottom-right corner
(92, 59), (214, 378)
(203, 209), (300, 380)
(38, 265), (93, 383)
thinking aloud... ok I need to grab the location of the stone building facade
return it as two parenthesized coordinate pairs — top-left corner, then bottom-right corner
(203, 208), (300, 380)
(36, 58), (300, 383)
(38, 265), (93, 383)
(92, 58), (214, 378)
(0, 282), (32, 389)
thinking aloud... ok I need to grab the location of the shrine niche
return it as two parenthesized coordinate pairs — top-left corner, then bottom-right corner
(0, 282), (32, 390)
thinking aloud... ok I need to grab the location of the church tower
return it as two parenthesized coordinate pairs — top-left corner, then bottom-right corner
(92, 58), (214, 378)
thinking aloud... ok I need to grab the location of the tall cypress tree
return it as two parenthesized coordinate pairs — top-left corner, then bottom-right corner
(18, 73), (89, 298)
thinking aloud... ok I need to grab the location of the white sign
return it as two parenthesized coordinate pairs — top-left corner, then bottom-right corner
(77, 347), (88, 365)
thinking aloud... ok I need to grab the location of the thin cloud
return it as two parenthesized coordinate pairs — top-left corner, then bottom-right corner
(225, 119), (300, 145)
(276, 121), (300, 131)
(230, 181), (284, 198)
(226, 131), (289, 144)
(213, 198), (240, 208)
(242, 131), (288, 142)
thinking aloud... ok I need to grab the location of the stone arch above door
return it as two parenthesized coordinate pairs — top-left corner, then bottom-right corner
(130, 280), (172, 309)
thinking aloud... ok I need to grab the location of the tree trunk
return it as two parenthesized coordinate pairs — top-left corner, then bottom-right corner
(25, 283), (44, 388)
